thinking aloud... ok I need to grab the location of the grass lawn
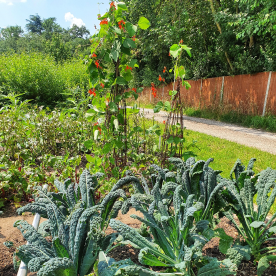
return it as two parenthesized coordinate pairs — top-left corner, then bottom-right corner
(184, 128), (276, 177)
(182, 128), (276, 213)
(144, 116), (276, 212)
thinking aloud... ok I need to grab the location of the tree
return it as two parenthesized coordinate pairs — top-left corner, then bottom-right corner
(42, 17), (63, 39)
(69, 24), (90, 39)
(0, 25), (24, 39)
(26, 14), (43, 34)
(124, 0), (276, 81)
(45, 33), (71, 62)
(0, 26), (24, 53)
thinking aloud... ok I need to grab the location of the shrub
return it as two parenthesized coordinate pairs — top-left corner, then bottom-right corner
(0, 52), (88, 107)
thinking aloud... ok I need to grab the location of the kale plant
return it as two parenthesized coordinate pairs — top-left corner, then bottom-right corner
(11, 169), (146, 275)
(161, 157), (227, 224)
(109, 183), (237, 275)
(218, 158), (276, 259)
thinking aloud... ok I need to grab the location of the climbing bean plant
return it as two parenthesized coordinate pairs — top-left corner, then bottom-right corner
(85, 1), (150, 167)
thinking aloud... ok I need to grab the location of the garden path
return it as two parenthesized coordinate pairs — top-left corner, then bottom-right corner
(139, 108), (276, 155)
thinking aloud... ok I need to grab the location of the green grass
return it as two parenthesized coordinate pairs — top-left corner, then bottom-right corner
(127, 100), (154, 109)
(145, 117), (276, 212)
(183, 129), (276, 177)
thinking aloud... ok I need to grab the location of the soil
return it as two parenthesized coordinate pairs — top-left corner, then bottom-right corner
(0, 203), (45, 276)
(1, 206), (276, 276)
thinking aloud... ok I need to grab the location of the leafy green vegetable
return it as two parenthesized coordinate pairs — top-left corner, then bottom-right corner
(13, 169), (146, 276)
(219, 159), (276, 258)
(110, 182), (236, 275)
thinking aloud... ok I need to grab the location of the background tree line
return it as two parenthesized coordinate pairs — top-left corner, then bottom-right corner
(0, 14), (91, 63)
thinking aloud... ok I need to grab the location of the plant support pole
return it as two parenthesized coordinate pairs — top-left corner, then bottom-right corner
(17, 184), (48, 276)
(262, 71), (272, 117)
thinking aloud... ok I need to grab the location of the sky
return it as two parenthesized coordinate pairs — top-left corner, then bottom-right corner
(0, 0), (111, 35)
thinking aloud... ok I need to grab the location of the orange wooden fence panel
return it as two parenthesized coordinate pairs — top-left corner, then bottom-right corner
(137, 71), (276, 116)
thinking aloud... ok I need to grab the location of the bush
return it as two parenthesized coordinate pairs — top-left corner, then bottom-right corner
(0, 52), (88, 107)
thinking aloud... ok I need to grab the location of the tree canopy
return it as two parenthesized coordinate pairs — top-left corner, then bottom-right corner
(124, 0), (276, 83)
(0, 14), (91, 62)
(0, 1), (275, 80)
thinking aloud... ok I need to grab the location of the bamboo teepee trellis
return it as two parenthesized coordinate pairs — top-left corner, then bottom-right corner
(161, 77), (185, 163)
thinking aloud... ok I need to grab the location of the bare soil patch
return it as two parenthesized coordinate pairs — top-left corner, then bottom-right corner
(0, 203), (45, 276)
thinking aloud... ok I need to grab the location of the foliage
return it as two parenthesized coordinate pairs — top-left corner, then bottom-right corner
(0, 14), (91, 60)
(0, 94), (167, 208)
(0, 52), (89, 106)
(5, 153), (276, 274)
(184, 106), (276, 133)
(110, 183), (237, 275)
(11, 169), (146, 275)
(165, 157), (226, 224)
(124, 0), (276, 82)
(218, 158), (276, 259)
(258, 251), (276, 276)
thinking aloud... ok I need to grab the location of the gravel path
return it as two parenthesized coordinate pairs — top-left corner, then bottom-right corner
(139, 108), (276, 155)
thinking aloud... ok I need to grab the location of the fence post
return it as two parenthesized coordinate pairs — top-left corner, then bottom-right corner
(199, 79), (202, 108)
(262, 71), (272, 117)
(220, 76), (225, 104)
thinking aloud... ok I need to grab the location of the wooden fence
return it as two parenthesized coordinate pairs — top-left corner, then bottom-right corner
(138, 72), (276, 116)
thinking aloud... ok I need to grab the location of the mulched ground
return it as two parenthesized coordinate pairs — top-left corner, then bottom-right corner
(1, 206), (276, 276)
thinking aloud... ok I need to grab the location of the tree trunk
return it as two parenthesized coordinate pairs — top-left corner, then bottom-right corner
(208, 0), (234, 71)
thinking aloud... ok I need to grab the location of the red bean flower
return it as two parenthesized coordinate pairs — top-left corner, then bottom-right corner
(132, 35), (136, 41)
(100, 83), (104, 88)
(88, 88), (96, 97)
(163, 66), (166, 73)
(132, 88), (137, 92)
(92, 53), (97, 58)
(100, 19), (108, 25)
(158, 75), (162, 81)
(118, 20), (125, 30)
(95, 60), (100, 68)
(125, 65), (132, 71)
(110, 1), (116, 10)
(151, 83), (157, 98)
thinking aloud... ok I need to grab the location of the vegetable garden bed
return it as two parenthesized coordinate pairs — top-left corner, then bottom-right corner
(1, 206), (276, 276)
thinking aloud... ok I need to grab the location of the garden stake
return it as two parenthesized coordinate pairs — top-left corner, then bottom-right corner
(17, 184), (48, 276)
